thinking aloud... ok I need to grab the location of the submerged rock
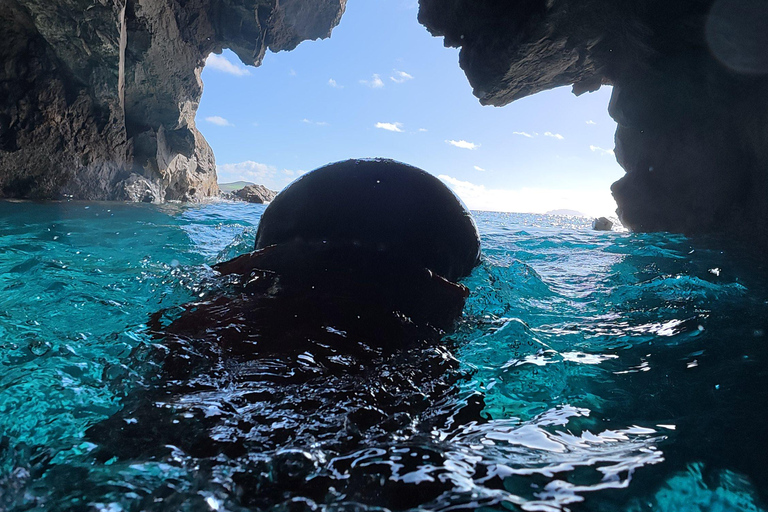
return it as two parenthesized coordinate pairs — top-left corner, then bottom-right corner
(418, 0), (768, 241)
(203, 158), (481, 348)
(234, 184), (278, 204)
(84, 160), (485, 509)
(0, 0), (346, 202)
(254, 158), (481, 282)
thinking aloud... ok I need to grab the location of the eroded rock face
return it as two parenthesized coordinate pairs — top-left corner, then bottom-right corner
(419, 0), (768, 238)
(235, 183), (278, 203)
(0, 0), (345, 202)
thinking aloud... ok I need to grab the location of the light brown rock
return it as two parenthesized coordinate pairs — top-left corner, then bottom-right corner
(234, 184), (278, 204)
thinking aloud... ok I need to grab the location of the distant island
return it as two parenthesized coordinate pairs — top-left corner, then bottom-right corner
(218, 181), (255, 193)
(546, 209), (586, 217)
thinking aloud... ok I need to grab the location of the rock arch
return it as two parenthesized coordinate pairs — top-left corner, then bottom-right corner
(2, 0), (766, 239)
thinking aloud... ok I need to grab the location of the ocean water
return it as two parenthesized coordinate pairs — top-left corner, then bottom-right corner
(1, 200), (767, 511)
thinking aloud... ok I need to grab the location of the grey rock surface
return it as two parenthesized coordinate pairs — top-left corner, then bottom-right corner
(0, 0), (346, 202)
(419, 0), (768, 239)
(234, 184), (278, 204)
(592, 217), (613, 231)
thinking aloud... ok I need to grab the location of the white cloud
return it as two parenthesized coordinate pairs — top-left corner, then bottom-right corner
(375, 122), (404, 132)
(217, 161), (299, 190)
(205, 116), (234, 127)
(218, 161), (276, 182)
(418, 128), (428, 132)
(513, 131), (534, 138)
(438, 175), (617, 217)
(545, 132), (565, 140)
(446, 139), (479, 150)
(586, 120), (597, 125)
(360, 74), (384, 88)
(390, 70), (414, 83)
(474, 166), (486, 172)
(205, 53), (251, 77)
(302, 118), (329, 126)
(328, 78), (343, 88)
(590, 145), (615, 156)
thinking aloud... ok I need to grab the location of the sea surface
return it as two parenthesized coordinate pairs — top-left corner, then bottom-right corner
(1, 199), (766, 511)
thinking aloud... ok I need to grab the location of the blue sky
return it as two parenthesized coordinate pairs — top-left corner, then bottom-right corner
(196, 0), (623, 217)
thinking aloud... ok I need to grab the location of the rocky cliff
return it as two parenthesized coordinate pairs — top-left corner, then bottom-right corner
(0, 0), (345, 202)
(419, 0), (768, 238)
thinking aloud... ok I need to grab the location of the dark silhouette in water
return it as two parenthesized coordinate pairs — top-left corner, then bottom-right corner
(84, 159), (487, 510)
(254, 158), (480, 282)
(156, 158), (481, 355)
(195, 158), (482, 352)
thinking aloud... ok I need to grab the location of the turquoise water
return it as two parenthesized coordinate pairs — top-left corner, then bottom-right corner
(1, 200), (766, 511)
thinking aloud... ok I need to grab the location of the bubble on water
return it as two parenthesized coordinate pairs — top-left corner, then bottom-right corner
(27, 337), (51, 356)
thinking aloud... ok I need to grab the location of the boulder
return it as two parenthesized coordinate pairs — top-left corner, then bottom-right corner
(207, 159), (481, 346)
(592, 217), (613, 231)
(253, 158), (481, 282)
(235, 184), (278, 204)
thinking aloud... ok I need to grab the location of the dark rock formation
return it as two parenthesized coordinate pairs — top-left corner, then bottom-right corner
(254, 159), (481, 282)
(234, 183), (278, 203)
(419, 0), (768, 239)
(0, 0), (345, 202)
(168, 159), (480, 349)
(82, 159), (484, 510)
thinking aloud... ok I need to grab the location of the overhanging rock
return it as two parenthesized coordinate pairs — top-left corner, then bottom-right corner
(0, 0), (346, 202)
(419, 0), (768, 238)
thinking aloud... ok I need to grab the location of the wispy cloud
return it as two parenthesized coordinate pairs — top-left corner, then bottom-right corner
(438, 175), (617, 217)
(302, 118), (329, 126)
(513, 131), (534, 138)
(375, 122), (404, 132)
(545, 132), (565, 140)
(217, 161), (298, 190)
(218, 161), (275, 181)
(328, 78), (343, 89)
(586, 120), (596, 125)
(289, 69), (297, 77)
(590, 145), (615, 156)
(205, 116), (234, 127)
(474, 165), (486, 172)
(205, 53), (251, 77)
(390, 70), (414, 83)
(360, 74), (384, 88)
(418, 128), (428, 132)
(446, 139), (479, 150)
